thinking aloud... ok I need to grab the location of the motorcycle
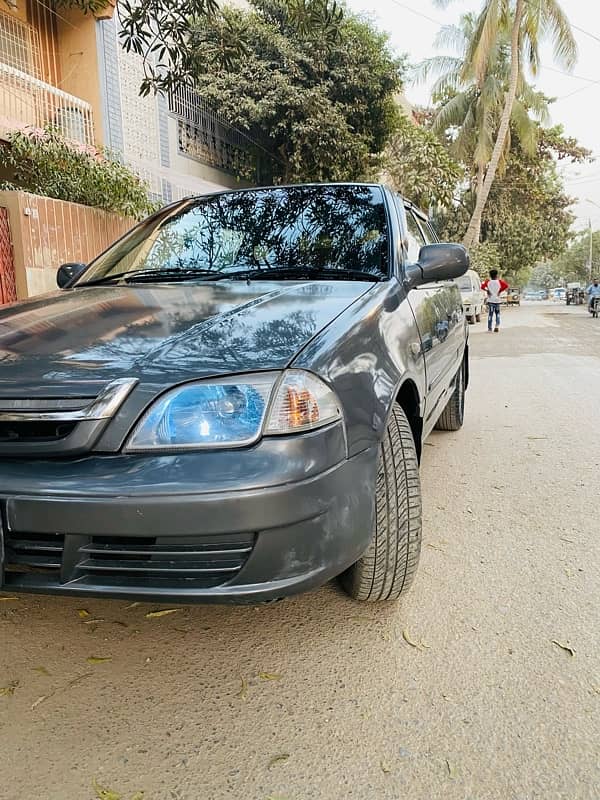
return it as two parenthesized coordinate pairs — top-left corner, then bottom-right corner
(589, 297), (600, 318)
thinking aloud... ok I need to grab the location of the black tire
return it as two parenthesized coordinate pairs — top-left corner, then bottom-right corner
(467, 315), (475, 325)
(475, 311), (481, 322)
(340, 405), (422, 602)
(435, 360), (465, 432)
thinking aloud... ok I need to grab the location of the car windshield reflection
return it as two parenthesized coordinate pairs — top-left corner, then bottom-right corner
(78, 185), (390, 285)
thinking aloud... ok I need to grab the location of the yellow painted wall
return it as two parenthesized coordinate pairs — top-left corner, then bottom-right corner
(55, 7), (104, 146)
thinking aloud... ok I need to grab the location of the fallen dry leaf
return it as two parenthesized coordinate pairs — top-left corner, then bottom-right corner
(402, 629), (428, 651)
(86, 656), (112, 665)
(92, 778), (121, 800)
(67, 672), (94, 688)
(268, 754), (290, 769)
(124, 602), (141, 610)
(78, 609), (90, 619)
(466, 507), (473, 514)
(380, 760), (392, 774)
(259, 672), (282, 681)
(0, 596), (19, 602)
(145, 609), (178, 619)
(130, 793), (144, 800)
(238, 676), (248, 700)
(31, 695), (50, 711)
(426, 543), (446, 552)
(0, 681), (18, 697)
(82, 618), (105, 626)
(552, 640), (575, 657)
(32, 666), (50, 676)
(446, 759), (457, 779)
(402, 629), (420, 648)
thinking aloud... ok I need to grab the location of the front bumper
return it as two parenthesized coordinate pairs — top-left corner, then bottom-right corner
(0, 428), (378, 603)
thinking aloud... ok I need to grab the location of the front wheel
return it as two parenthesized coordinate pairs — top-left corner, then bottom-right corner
(435, 359), (465, 432)
(475, 311), (482, 322)
(340, 405), (422, 602)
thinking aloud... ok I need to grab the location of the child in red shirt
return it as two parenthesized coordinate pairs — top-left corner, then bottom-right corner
(481, 269), (510, 332)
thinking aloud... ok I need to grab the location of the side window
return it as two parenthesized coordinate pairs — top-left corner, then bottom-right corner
(414, 215), (432, 245)
(405, 211), (425, 263)
(423, 221), (439, 243)
(418, 219), (438, 244)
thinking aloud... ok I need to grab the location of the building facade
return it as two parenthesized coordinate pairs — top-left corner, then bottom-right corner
(0, 1), (259, 201)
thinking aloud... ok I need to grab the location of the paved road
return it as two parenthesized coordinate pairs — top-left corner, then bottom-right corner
(1, 303), (599, 800)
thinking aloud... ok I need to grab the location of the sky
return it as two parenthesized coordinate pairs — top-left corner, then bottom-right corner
(345, 0), (600, 233)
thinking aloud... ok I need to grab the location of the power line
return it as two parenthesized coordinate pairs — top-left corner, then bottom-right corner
(386, 0), (446, 28)
(570, 22), (600, 48)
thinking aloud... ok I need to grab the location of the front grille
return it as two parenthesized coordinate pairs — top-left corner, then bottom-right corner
(0, 378), (137, 456)
(0, 420), (77, 443)
(4, 531), (65, 574)
(3, 530), (255, 590)
(74, 534), (255, 589)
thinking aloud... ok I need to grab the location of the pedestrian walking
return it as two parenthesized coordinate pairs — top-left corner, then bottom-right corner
(481, 269), (509, 332)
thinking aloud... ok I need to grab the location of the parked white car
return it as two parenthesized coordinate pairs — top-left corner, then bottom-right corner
(456, 269), (486, 324)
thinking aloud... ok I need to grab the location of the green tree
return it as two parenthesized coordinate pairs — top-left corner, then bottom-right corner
(550, 230), (600, 283)
(436, 0), (577, 249)
(382, 113), (463, 209)
(53, 0), (344, 96)
(435, 125), (589, 286)
(529, 262), (562, 289)
(419, 12), (549, 243)
(188, 0), (403, 183)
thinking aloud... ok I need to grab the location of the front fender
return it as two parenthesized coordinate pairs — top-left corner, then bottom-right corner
(292, 281), (427, 456)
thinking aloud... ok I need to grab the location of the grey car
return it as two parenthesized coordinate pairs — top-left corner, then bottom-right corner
(0, 183), (469, 604)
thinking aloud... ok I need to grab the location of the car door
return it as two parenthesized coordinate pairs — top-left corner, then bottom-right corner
(402, 206), (465, 428)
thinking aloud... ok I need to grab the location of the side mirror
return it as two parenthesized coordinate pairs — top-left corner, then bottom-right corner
(405, 244), (469, 289)
(57, 262), (86, 289)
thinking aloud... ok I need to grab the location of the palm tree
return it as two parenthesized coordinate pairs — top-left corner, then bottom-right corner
(434, 0), (577, 249)
(417, 12), (549, 243)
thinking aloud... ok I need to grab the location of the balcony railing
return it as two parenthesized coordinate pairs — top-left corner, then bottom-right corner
(0, 61), (95, 147)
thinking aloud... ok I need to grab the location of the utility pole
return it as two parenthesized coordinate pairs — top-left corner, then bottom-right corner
(589, 218), (594, 279)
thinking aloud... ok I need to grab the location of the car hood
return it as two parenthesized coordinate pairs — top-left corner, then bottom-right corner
(0, 281), (371, 395)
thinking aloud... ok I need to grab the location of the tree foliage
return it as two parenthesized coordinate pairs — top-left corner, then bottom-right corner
(53, 0), (345, 96)
(419, 13), (548, 177)
(435, 125), (589, 286)
(433, 0), (577, 248)
(188, 0), (403, 183)
(382, 114), (463, 209)
(0, 127), (155, 219)
(549, 230), (600, 284)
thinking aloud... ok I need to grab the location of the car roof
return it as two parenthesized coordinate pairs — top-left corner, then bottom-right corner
(165, 182), (429, 218)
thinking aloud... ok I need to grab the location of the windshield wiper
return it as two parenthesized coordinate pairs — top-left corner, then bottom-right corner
(79, 265), (386, 287)
(79, 268), (224, 286)
(225, 267), (385, 282)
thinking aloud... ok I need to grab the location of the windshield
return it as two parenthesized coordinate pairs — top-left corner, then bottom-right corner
(78, 185), (390, 285)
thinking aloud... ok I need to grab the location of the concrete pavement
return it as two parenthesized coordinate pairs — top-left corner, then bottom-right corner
(1, 302), (599, 800)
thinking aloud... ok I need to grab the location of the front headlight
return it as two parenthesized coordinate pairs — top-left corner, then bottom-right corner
(126, 370), (341, 451)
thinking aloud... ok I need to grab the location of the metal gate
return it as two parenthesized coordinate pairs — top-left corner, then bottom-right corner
(0, 207), (17, 305)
